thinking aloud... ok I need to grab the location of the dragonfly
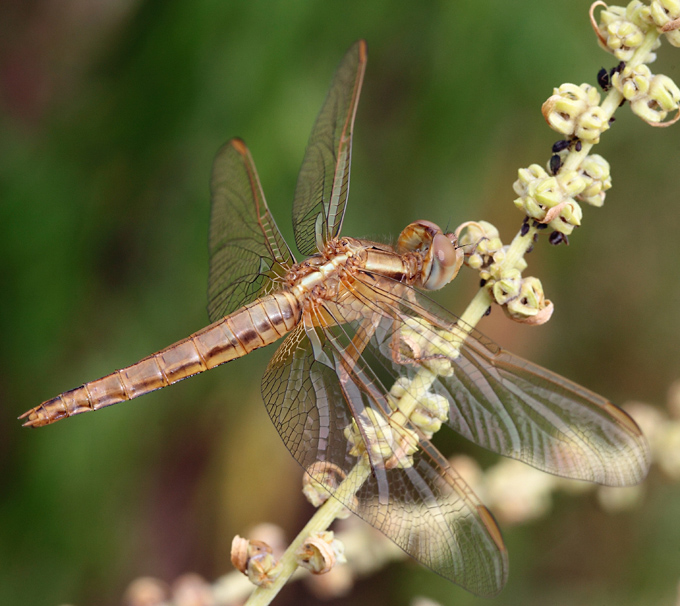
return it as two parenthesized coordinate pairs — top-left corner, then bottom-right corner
(20, 40), (650, 597)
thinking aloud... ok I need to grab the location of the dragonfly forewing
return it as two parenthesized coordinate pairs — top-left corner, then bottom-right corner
(208, 139), (295, 321)
(292, 40), (367, 256)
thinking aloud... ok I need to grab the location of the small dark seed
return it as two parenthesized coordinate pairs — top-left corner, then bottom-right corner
(549, 154), (562, 175)
(480, 278), (487, 287)
(533, 221), (549, 230)
(526, 244), (534, 254)
(484, 306), (492, 316)
(610, 61), (625, 76)
(520, 222), (530, 237)
(597, 67), (611, 91)
(533, 232), (539, 242)
(548, 231), (570, 245)
(552, 140), (570, 153)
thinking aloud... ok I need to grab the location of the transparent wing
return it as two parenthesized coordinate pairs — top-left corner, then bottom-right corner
(292, 40), (367, 256)
(207, 138), (295, 321)
(349, 272), (650, 487)
(262, 319), (508, 597)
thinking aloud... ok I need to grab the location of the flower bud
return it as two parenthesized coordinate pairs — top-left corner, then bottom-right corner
(650, 0), (680, 46)
(577, 154), (612, 207)
(297, 532), (346, 575)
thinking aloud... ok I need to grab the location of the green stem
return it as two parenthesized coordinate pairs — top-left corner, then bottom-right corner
(458, 287), (493, 330)
(629, 29), (662, 69)
(244, 458), (372, 606)
(457, 27), (662, 332)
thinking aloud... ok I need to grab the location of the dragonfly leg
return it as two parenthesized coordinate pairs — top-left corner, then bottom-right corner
(336, 312), (381, 386)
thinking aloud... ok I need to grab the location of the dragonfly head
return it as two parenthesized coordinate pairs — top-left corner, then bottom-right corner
(397, 220), (464, 290)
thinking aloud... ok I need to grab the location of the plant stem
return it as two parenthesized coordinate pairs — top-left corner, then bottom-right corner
(244, 458), (371, 606)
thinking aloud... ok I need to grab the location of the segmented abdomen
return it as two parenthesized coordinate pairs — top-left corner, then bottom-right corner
(21, 291), (300, 427)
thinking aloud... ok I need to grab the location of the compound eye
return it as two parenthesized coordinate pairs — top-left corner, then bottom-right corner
(397, 220), (440, 254)
(422, 232), (463, 290)
(433, 233), (457, 267)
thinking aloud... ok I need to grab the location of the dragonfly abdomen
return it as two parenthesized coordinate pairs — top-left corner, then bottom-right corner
(21, 291), (301, 427)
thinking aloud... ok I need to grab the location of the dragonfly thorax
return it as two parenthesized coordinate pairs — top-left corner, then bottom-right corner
(288, 237), (366, 303)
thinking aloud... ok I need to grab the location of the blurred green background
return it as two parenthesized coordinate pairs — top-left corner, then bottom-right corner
(2, 1), (679, 605)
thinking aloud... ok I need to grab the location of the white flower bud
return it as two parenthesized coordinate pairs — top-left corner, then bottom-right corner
(650, 0), (680, 46)
(597, 1), (660, 59)
(577, 154), (612, 207)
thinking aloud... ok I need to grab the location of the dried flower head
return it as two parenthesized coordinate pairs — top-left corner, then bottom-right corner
(303, 462), (354, 517)
(230, 536), (281, 587)
(297, 531), (346, 575)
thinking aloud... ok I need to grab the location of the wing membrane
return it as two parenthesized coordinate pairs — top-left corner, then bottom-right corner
(349, 272), (650, 487)
(292, 40), (367, 256)
(262, 315), (508, 596)
(207, 138), (295, 321)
